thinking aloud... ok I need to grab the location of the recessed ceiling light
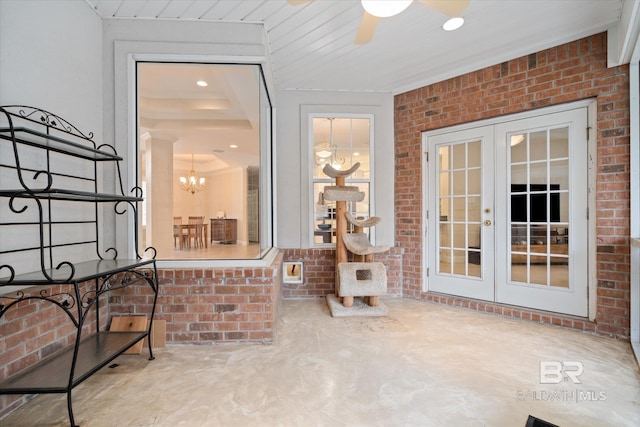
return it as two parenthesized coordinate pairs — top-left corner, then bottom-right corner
(196, 80), (208, 87)
(443, 17), (464, 31)
(230, 144), (238, 148)
(354, 152), (360, 156)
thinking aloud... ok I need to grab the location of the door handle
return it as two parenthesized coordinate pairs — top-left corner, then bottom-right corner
(484, 220), (492, 226)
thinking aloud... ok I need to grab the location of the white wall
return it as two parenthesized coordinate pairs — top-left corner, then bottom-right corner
(0, 0), (103, 135)
(0, 0), (103, 278)
(275, 90), (395, 248)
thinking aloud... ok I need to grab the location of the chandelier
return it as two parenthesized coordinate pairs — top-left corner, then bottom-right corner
(314, 118), (344, 169)
(179, 154), (205, 194)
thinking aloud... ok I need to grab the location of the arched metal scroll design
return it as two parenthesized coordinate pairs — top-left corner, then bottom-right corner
(0, 265), (15, 286)
(130, 185), (157, 260)
(0, 289), (79, 328)
(11, 105), (95, 140)
(0, 105), (97, 284)
(0, 107), (54, 194)
(8, 194), (75, 284)
(80, 269), (157, 312)
(96, 143), (156, 261)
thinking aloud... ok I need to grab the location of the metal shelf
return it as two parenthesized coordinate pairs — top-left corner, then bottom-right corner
(0, 127), (121, 161)
(0, 188), (143, 203)
(0, 331), (148, 394)
(0, 105), (158, 427)
(0, 258), (156, 285)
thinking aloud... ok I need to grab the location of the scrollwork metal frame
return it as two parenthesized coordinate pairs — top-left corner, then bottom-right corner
(0, 105), (156, 285)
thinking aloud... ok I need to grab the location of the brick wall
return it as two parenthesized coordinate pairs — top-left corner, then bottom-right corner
(281, 247), (404, 298)
(0, 282), (106, 418)
(394, 33), (631, 338)
(109, 255), (283, 344)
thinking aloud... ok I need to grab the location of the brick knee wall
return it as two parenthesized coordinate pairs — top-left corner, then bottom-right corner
(109, 253), (283, 345)
(395, 32), (631, 339)
(281, 247), (404, 298)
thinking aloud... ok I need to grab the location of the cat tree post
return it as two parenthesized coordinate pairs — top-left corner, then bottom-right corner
(335, 174), (347, 298)
(321, 163), (364, 306)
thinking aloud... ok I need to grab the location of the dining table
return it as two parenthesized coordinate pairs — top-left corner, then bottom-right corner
(177, 223), (208, 248)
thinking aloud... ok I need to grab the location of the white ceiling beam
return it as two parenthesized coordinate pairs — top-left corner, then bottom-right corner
(608, 0), (640, 65)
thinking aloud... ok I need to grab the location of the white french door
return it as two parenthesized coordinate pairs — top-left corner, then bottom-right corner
(495, 109), (588, 316)
(425, 106), (589, 317)
(426, 127), (495, 301)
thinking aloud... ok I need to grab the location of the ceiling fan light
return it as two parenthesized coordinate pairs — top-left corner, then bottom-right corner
(442, 17), (464, 31)
(510, 134), (525, 146)
(317, 149), (332, 158)
(361, 0), (412, 18)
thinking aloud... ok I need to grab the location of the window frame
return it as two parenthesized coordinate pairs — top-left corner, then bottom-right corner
(127, 55), (275, 268)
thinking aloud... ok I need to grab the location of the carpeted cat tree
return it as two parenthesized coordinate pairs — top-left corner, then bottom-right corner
(322, 163), (389, 317)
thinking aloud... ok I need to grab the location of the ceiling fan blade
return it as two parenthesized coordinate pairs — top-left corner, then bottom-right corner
(355, 11), (379, 45)
(420, 0), (470, 17)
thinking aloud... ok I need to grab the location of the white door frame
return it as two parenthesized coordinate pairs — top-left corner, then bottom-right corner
(630, 60), (640, 361)
(422, 99), (597, 319)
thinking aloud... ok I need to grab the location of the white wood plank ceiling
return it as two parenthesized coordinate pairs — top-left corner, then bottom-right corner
(86, 0), (624, 94)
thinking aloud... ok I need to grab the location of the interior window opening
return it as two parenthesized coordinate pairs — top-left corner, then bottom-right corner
(136, 62), (272, 260)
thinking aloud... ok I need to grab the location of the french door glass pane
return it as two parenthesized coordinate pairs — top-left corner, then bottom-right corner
(509, 126), (570, 288)
(437, 140), (482, 279)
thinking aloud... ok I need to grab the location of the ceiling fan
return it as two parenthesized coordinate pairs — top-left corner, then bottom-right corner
(288, 0), (471, 44)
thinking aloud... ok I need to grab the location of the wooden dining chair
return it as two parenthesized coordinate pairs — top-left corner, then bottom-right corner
(173, 216), (188, 249)
(188, 216), (205, 248)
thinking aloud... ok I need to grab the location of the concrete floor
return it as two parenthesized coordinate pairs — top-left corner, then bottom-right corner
(2, 298), (639, 426)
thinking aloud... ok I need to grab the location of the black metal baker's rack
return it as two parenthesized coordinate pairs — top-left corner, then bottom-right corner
(0, 105), (159, 427)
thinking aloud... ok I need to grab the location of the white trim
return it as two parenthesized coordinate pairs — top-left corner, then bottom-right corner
(118, 51), (275, 266)
(422, 100), (595, 136)
(630, 60), (639, 363)
(421, 135), (429, 292)
(271, 107), (279, 248)
(607, 0), (640, 67)
(130, 53), (267, 64)
(126, 54), (138, 259)
(587, 101), (598, 322)
(155, 247), (279, 269)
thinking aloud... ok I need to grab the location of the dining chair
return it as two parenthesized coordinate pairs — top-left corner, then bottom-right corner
(188, 216), (205, 248)
(173, 216), (188, 249)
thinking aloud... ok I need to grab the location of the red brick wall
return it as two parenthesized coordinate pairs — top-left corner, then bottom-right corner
(109, 259), (283, 344)
(394, 33), (631, 338)
(281, 247), (404, 298)
(0, 282), (106, 417)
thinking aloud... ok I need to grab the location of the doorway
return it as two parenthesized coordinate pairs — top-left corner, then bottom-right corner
(424, 104), (591, 317)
